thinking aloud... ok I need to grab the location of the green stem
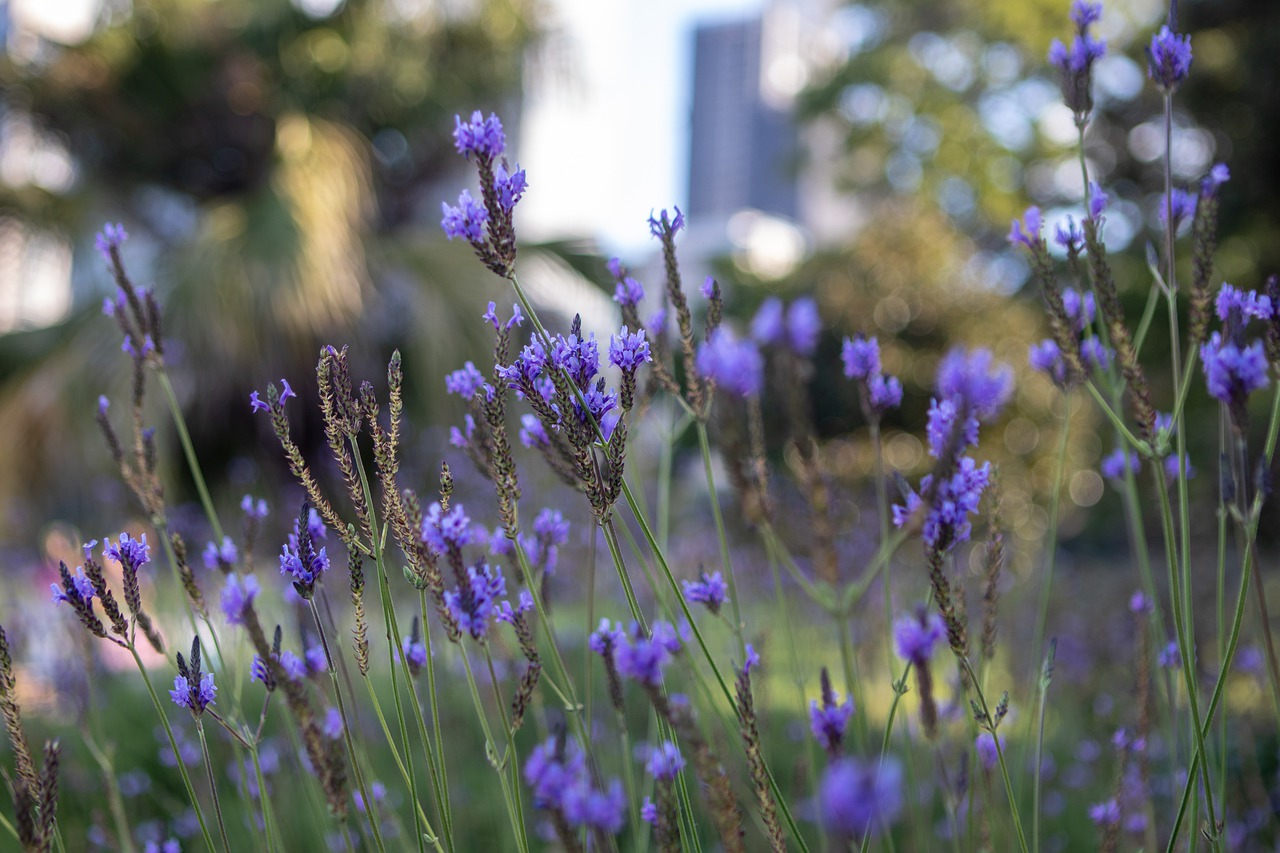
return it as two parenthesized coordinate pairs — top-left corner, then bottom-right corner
(960, 658), (1029, 853)
(195, 719), (233, 853)
(1029, 396), (1072, 674)
(459, 646), (530, 853)
(694, 421), (746, 652)
(129, 644), (217, 853)
(157, 370), (224, 542)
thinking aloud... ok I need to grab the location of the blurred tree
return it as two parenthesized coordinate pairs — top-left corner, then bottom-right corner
(0, 0), (540, 537)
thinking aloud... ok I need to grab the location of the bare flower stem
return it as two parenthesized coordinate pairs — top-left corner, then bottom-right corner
(195, 718), (233, 853)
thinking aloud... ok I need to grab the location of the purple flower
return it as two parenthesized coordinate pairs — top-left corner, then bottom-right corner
(976, 731), (1005, 772)
(1147, 26), (1192, 91)
(305, 645), (327, 675)
(105, 532), (151, 574)
(202, 537), (238, 571)
(495, 590), (534, 625)
(1089, 797), (1122, 826)
(279, 650), (307, 681)
(606, 257), (625, 279)
(250, 655), (271, 685)
(744, 643), (761, 673)
(1007, 207), (1042, 249)
(613, 277), (645, 307)
(682, 571), (729, 614)
(893, 606), (947, 664)
(519, 414), (549, 449)
(1159, 189), (1198, 232)
(1201, 163), (1230, 196)
(700, 276), (716, 300)
(1080, 338), (1112, 371)
(926, 397), (978, 458)
(241, 495), (269, 521)
(1159, 641), (1181, 669)
(441, 189), (488, 242)
(51, 566), (95, 605)
(1128, 591), (1151, 614)
(589, 619), (626, 658)
(525, 738), (626, 833)
(1088, 182), (1109, 220)
(1163, 454), (1195, 482)
(1049, 34), (1106, 74)
(1061, 288), (1096, 330)
(518, 508), (570, 575)
(1054, 216), (1084, 253)
(1029, 340), (1064, 382)
(641, 799), (657, 825)
(751, 298), (785, 346)
(1216, 285), (1273, 323)
(645, 742), (685, 780)
(220, 574), (260, 625)
(278, 540), (329, 588)
(1100, 448), (1140, 481)
(615, 622), (680, 687)
(786, 298), (822, 357)
(841, 335), (881, 380)
(648, 207), (685, 238)
(95, 223), (129, 261)
(170, 673), (217, 713)
(494, 162), (527, 212)
(935, 348), (1013, 420)
(550, 333), (601, 388)
(443, 562), (506, 640)
(696, 329), (764, 398)
(453, 111), (506, 160)
(1201, 333), (1268, 405)
(445, 362), (488, 399)
(144, 839), (181, 853)
(895, 457), (992, 550)
(322, 707), (343, 740)
(354, 781), (387, 815)
(818, 757), (903, 839)
(1069, 1), (1102, 31)
(608, 327), (652, 371)
(422, 503), (475, 554)
(809, 689), (855, 754)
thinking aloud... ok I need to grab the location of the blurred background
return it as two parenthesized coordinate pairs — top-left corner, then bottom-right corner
(0, 0), (1276, 623)
(2, 0), (1277, 565)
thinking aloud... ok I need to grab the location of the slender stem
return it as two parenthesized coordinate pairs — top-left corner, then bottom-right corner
(196, 719), (233, 853)
(157, 370), (225, 542)
(694, 421), (746, 652)
(308, 599), (387, 853)
(960, 658), (1029, 853)
(1029, 398), (1072, 673)
(129, 644), (217, 853)
(83, 733), (136, 853)
(459, 646), (530, 853)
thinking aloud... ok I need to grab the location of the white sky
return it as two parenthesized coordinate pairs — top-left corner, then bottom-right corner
(518, 0), (765, 260)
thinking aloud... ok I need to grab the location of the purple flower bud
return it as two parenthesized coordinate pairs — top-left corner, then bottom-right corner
(608, 326), (652, 371)
(645, 742), (685, 781)
(750, 298), (785, 346)
(1201, 333), (1268, 405)
(203, 537), (238, 570)
(786, 297), (822, 356)
(613, 277), (645, 307)
(445, 361), (488, 399)
(422, 503), (475, 554)
(893, 606), (947, 664)
(841, 335), (881, 380)
(1215, 284), (1273, 324)
(818, 757), (903, 839)
(441, 189), (488, 242)
(220, 573), (260, 625)
(1089, 797), (1121, 826)
(1201, 163), (1230, 196)
(494, 162), (528, 212)
(95, 223), (129, 262)
(696, 329), (764, 398)
(682, 571), (729, 614)
(1069, 1), (1102, 31)
(170, 672), (217, 714)
(700, 276), (716, 300)
(1007, 207), (1042, 249)
(1100, 448), (1140, 481)
(647, 207), (685, 238)
(452, 111), (506, 160)
(976, 731), (1005, 772)
(1147, 26), (1192, 91)
(936, 347), (1014, 419)
(1088, 182), (1108, 220)
(744, 643), (761, 673)
(1053, 216), (1084, 253)
(401, 636), (428, 669)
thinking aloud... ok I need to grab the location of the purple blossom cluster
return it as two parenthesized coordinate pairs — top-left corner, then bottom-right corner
(202, 537), (238, 571)
(614, 622), (682, 687)
(517, 508), (570, 575)
(105, 532), (151, 574)
(440, 111), (527, 273)
(893, 607), (947, 665)
(682, 570), (729, 614)
(1147, 25), (1192, 92)
(220, 573), (260, 625)
(1028, 287), (1112, 385)
(818, 757), (903, 839)
(421, 503), (476, 555)
(443, 561), (507, 640)
(170, 672), (216, 714)
(751, 297), (822, 357)
(644, 741), (686, 781)
(1047, 1), (1106, 118)
(841, 334), (903, 417)
(696, 329), (764, 398)
(95, 222), (129, 261)
(524, 738), (626, 834)
(1201, 284), (1273, 414)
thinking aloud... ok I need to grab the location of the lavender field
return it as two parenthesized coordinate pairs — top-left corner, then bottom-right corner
(1, 0), (1278, 850)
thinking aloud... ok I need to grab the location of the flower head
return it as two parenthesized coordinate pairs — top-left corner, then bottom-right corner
(787, 298), (822, 357)
(494, 162), (528, 212)
(422, 503), (476, 555)
(443, 561), (506, 640)
(696, 329), (764, 397)
(1147, 26), (1192, 91)
(608, 327), (652, 371)
(441, 189), (488, 243)
(1100, 447), (1140, 481)
(95, 223), (129, 262)
(51, 566), (95, 605)
(682, 571), (729, 614)
(1069, 1), (1102, 31)
(615, 622), (680, 687)
(841, 335), (881, 380)
(518, 508), (570, 575)
(976, 731), (1006, 772)
(893, 606), (947, 664)
(453, 111), (506, 160)
(105, 532), (150, 575)
(202, 537), (238, 571)
(935, 348), (1013, 420)
(1088, 182), (1109, 221)
(170, 672), (217, 714)
(1215, 285), (1273, 324)
(1201, 333), (1268, 406)
(613, 276), (645, 307)
(1007, 207), (1042, 250)
(818, 757), (903, 839)
(1160, 188), (1198, 232)
(645, 742), (686, 781)
(648, 207), (685, 238)
(220, 573), (260, 625)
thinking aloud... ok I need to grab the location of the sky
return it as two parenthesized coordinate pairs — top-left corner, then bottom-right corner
(518, 0), (765, 259)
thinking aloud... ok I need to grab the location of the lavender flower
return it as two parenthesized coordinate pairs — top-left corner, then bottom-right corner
(1054, 216), (1084, 253)
(220, 574), (259, 625)
(1007, 207), (1042, 249)
(445, 362), (488, 399)
(202, 537), (238, 571)
(893, 608), (947, 664)
(105, 532), (150, 574)
(613, 277), (645, 307)
(615, 622), (680, 687)
(241, 495), (268, 521)
(841, 335), (881, 380)
(976, 731), (1006, 772)
(525, 737), (627, 834)
(868, 374), (904, 411)
(608, 327), (652, 371)
(279, 650), (307, 682)
(322, 707), (343, 740)
(443, 562), (506, 640)
(51, 566), (95, 604)
(278, 539), (329, 590)
(519, 413), (549, 449)
(810, 669), (855, 756)
(1201, 334), (1268, 405)
(493, 162), (528, 212)
(518, 508), (570, 575)
(170, 673), (216, 713)
(894, 457), (992, 550)
(1069, 1), (1102, 30)
(1089, 797), (1122, 826)
(751, 298), (785, 346)
(421, 503), (475, 554)
(1100, 448), (1140, 481)
(1201, 163), (1230, 196)
(441, 189), (488, 242)
(645, 742), (686, 780)
(696, 329), (764, 397)
(1160, 188), (1197, 232)
(1147, 26), (1192, 92)
(744, 643), (761, 673)
(818, 757), (903, 839)
(647, 207), (685, 238)
(787, 298), (822, 357)
(95, 223), (129, 261)
(935, 348), (1014, 420)
(1216, 285), (1273, 323)
(1088, 182), (1108, 220)
(143, 840), (181, 853)
(453, 111), (506, 160)
(682, 571), (729, 614)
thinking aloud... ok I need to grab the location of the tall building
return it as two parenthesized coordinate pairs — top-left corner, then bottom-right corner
(687, 15), (798, 222)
